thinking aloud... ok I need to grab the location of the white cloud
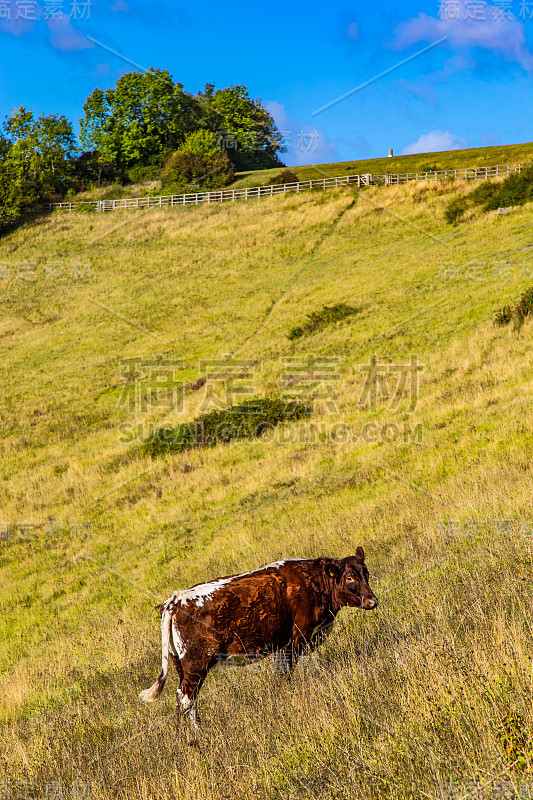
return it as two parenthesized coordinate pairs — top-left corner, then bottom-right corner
(266, 101), (338, 167)
(394, 1), (533, 71)
(47, 16), (93, 51)
(402, 129), (468, 155)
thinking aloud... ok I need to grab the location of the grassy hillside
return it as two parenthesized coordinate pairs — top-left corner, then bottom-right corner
(231, 140), (533, 188)
(1, 177), (533, 799)
(71, 140), (533, 201)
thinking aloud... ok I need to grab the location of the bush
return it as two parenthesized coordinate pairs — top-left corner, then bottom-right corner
(468, 180), (499, 206)
(161, 132), (235, 192)
(514, 286), (533, 328)
(287, 303), (359, 340)
(494, 286), (533, 330)
(418, 161), (441, 173)
(494, 305), (513, 327)
(482, 166), (533, 211)
(268, 169), (299, 185)
(127, 164), (161, 183)
(140, 397), (311, 458)
(444, 198), (468, 225)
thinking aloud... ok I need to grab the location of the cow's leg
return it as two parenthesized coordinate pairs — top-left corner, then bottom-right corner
(169, 654), (184, 731)
(309, 623), (333, 653)
(283, 632), (310, 677)
(177, 663), (208, 741)
(273, 644), (293, 676)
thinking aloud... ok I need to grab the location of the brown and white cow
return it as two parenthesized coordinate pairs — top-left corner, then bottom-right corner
(139, 549), (377, 735)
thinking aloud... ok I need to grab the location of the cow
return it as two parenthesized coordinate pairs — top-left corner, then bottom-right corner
(139, 548), (378, 736)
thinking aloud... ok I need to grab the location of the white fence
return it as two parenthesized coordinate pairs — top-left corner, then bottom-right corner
(46, 161), (530, 214)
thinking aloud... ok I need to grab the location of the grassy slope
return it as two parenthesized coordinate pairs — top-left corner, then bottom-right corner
(231, 140), (533, 188)
(1, 178), (533, 798)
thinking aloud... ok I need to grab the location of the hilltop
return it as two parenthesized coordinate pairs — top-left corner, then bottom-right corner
(1, 174), (533, 799)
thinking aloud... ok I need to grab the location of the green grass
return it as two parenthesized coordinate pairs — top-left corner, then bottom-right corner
(1, 173), (533, 799)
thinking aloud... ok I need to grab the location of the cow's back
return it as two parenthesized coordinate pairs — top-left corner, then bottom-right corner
(173, 561), (310, 658)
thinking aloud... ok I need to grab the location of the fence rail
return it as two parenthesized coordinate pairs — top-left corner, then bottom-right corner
(46, 161), (529, 214)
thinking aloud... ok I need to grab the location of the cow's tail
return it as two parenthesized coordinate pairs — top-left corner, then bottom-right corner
(139, 606), (172, 703)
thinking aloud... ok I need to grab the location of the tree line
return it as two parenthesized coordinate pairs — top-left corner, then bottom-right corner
(0, 69), (286, 229)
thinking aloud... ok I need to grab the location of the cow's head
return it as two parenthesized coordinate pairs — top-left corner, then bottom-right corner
(326, 548), (378, 611)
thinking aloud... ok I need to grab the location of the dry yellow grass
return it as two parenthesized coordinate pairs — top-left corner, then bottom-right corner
(1, 180), (533, 799)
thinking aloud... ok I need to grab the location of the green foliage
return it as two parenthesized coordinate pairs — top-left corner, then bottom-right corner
(126, 163), (160, 183)
(2, 106), (77, 205)
(0, 106), (78, 230)
(79, 69), (198, 179)
(179, 129), (221, 158)
(198, 83), (285, 171)
(497, 714), (533, 771)
(418, 161), (441, 173)
(80, 74), (286, 180)
(141, 398), (311, 458)
(0, 159), (36, 229)
(287, 303), (359, 340)
(482, 165), (533, 211)
(494, 286), (533, 329)
(268, 168), (299, 185)
(4, 106), (78, 195)
(468, 180), (499, 206)
(494, 305), (513, 327)
(72, 150), (115, 188)
(444, 198), (468, 225)
(161, 138), (234, 192)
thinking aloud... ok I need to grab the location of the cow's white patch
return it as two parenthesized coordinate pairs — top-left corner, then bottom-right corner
(177, 577), (235, 608)
(177, 688), (192, 710)
(177, 689), (199, 734)
(167, 559), (299, 609)
(169, 621), (187, 659)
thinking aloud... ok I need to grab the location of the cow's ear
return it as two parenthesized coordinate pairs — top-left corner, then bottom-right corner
(355, 546), (365, 561)
(325, 561), (340, 580)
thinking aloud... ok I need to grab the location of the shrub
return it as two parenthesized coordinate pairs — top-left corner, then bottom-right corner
(494, 286), (533, 330)
(140, 397), (311, 458)
(418, 161), (441, 173)
(514, 286), (533, 329)
(444, 198), (468, 225)
(287, 303), (359, 340)
(127, 164), (160, 183)
(483, 166), (533, 211)
(494, 305), (513, 327)
(268, 168), (299, 185)
(161, 135), (234, 192)
(468, 180), (499, 207)
(444, 165), (533, 224)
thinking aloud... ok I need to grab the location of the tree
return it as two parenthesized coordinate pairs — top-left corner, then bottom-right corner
(0, 158), (38, 229)
(0, 106), (77, 230)
(198, 84), (285, 171)
(80, 69), (199, 178)
(4, 106), (77, 195)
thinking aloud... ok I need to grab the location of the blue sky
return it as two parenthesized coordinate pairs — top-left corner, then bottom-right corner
(0, 0), (532, 166)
